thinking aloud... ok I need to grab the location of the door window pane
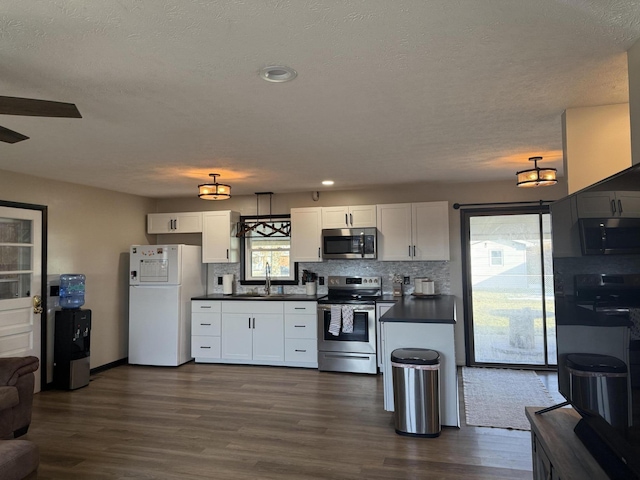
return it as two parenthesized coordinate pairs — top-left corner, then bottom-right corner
(0, 246), (32, 271)
(0, 273), (32, 300)
(0, 218), (31, 243)
(469, 213), (556, 366)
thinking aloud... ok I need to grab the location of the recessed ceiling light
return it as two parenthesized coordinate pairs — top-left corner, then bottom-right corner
(322, 180), (334, 186)
(259, 65), (297, 83)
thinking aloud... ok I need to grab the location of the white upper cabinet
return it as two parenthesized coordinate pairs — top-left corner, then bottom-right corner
(321, 205), (377, 228)
(576, 191), (640, 218)
(290, 207), (322, 262)
(202, 211), (240, 263)
(377, 201), (450, 261)
(147, 212), (203, 234)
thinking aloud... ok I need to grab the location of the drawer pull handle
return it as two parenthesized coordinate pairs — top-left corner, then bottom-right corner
(200, 323), (211, 326)
(294, 307), (305, 310)
(295, 349), (307, 352)
(294, 325), (305, 328)
(200, 306), (212, 309)
(200, 346), (211, 349)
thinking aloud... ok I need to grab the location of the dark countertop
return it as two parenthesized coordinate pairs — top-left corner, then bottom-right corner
(379, 294), (456, 324)
(554, 296), (632, 327)
(191, 293), (322, 301)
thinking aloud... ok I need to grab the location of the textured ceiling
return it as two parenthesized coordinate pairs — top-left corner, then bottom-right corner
(1, 0), (639, 198)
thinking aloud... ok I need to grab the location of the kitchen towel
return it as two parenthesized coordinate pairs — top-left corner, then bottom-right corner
(329, 305), (342, 336)
(341, 305), (354, 333)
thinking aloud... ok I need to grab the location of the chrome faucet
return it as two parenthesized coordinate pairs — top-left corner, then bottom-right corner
(264, 262), (271, 296)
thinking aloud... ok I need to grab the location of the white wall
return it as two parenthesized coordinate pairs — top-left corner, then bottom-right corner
(629, 37), (640, 166)
(0, 169), (156, 371)
(562, 104), (632, 194)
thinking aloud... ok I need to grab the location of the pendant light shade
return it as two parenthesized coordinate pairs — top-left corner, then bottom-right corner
(516, 156), (557, 188)
(198, 173), (231, 200)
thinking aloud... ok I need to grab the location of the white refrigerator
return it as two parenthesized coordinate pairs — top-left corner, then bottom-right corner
(129, 244), (205, 366)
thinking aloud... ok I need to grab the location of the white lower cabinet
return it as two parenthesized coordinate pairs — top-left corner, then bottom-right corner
(192, 300), (317, 368)
(191, 301), (222, 361)
(284, 302), (318, 367)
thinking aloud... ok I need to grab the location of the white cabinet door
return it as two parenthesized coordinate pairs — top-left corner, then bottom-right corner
(349, 205), (377, 227)
(321, 206), (350, 228)
(615, 191), (640, 217)
(221, 314), (253, 360)
(412, 201), (450, 260)
(322, 205), (376, 228)
(252, 314), (284, 362)
(290, 207), (322, 262)
(147, 212), (203, 234)
(576, 192), (616, 218)
(376, 203), (412, 261)
(202, 211), (240, 263)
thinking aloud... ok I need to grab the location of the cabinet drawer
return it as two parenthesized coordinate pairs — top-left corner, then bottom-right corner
(192, 301), (222, 312)
(284, 302), (317, 315)
(192, 313), (221, 336)
(222, 301), (284, 314)
(285, 339), (317, 363)
(285, 316), (317, 339)
(192, 336), (221, 359)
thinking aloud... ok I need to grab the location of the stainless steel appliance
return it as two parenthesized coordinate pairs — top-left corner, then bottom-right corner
(321, 227), (377, 259)
(579, 218), (640, 255)
(317, 275), (380, 374)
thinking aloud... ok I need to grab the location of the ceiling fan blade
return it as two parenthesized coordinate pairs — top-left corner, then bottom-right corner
(0, 125), (29, 143)
(0, 96), (82, 118)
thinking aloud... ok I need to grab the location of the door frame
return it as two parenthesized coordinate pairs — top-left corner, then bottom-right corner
(460, 204), (554, 369)
(0, 200), (48, 389)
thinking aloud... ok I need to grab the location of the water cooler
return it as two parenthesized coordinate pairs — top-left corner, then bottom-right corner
(53, 274), (91, 390)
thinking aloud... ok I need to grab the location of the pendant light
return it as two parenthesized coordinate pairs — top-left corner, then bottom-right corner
(198, 173), (231, 200)
(516, 156), (557, 188)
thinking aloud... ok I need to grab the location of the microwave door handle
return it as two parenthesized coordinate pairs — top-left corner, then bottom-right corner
(600, 223), (607, 253)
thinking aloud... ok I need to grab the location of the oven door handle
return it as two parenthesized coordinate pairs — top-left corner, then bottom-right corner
(318, 304), (375, 312)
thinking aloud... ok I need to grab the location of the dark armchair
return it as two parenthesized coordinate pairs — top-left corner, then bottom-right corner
(0, 356), (39, 439)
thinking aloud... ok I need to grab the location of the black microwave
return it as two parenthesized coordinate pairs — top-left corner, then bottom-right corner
(321, 228), (377, 259)
(579, 218), (640, 255)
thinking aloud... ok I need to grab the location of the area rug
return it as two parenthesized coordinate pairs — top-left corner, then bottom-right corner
(462, 367), (555, 431)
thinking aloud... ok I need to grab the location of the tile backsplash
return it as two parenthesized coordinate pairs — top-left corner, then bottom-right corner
(207, 259), (450, 296)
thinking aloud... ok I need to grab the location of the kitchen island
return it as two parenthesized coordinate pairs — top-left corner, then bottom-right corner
(379, 294), (459, 427)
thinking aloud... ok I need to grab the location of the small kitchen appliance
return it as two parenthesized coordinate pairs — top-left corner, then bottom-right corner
(321, 227), (377, 259)
(317, 275), (381, 374)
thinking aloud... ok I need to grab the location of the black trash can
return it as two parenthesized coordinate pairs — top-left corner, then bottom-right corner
(566, 353), (628, 431)
(391, 348), (441, 437)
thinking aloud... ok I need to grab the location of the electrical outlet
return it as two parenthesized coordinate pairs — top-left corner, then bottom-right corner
(403, 276), (410, 285)
(319, 276), (325, 285)
(217, 276), (223, 285)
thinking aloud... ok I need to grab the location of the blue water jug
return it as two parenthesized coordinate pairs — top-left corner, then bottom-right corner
(59, 274), (86, 309)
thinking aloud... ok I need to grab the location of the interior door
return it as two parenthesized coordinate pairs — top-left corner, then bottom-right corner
(0, 206), (42, 391)
(462, 206), (556, 368)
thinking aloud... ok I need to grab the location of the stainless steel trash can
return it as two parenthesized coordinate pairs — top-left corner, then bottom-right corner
(391, 348), (441, 437)
(566, 353), (628, 431)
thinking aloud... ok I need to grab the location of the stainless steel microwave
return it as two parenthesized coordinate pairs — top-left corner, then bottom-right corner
(579, 218), (640, 255)
(321, 227), (377, 259)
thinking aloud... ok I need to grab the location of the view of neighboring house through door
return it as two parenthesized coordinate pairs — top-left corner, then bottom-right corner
(461, 205), (556, 368)
(0, 204), (44, 391)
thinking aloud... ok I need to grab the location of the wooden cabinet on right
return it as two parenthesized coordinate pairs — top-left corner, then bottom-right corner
(576, 190), (640, 218)
(376, 201), (450, 261)
(525, 407), (608, 480)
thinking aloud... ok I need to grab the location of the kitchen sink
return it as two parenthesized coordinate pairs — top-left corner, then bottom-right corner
(231, 293), (287, 299)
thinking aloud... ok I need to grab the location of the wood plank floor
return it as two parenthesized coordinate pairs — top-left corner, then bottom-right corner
(25, 363), (534, 479)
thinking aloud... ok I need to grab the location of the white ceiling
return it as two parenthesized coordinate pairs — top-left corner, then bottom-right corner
(1, 1), (639, 198)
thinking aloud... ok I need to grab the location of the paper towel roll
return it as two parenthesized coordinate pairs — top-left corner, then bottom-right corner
(223, 274), (234, 295)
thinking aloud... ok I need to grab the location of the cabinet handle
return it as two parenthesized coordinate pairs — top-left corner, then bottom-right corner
(408, 246), (411, 256)
(295, 349), (307, 352)
(294, 307), (305, 310)
(294, 325), (305, 328)
(618, 199), (623, 215)
(318, 247), (321, 258)
(200, 346), (211, 349)
(174, 218), (178, 230)
(253, 317), (255, 329)
(200, 306), (212, 309)
(349, 213), (353, 226)
(413, 245), (416, 257)
(248, 318), (251, 328)
(345, 213), (348, 226)
(200, 323), (211, 326)
(611, 199), (617, 215)
(226, 249), (229, 259)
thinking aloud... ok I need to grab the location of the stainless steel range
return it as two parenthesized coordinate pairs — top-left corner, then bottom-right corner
(317, 275), (381, 374)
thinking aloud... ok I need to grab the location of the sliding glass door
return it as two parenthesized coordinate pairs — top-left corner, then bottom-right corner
(462, 206), (556, 368)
